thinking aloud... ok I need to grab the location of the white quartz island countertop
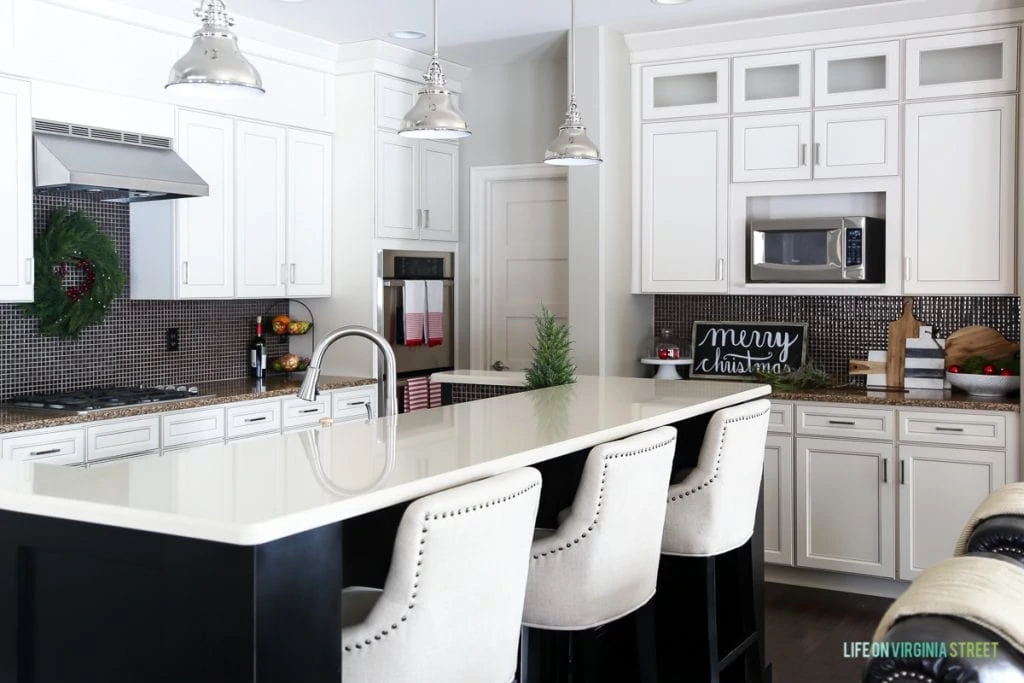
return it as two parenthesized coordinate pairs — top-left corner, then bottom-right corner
(0, 377), (770, 546)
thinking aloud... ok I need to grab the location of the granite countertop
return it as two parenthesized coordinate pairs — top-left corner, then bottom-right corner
(0, 375), (378, 434)
(770, 386), (1020, 412)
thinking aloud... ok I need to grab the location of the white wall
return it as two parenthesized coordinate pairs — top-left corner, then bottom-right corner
(456, 52), (568, 368)
(570, 26), (653, 377)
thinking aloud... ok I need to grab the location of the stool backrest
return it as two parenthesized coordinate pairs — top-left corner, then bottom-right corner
(343, 467), (542, 683)
(525, 427), (677, 629)
(662, 399), (771, 557)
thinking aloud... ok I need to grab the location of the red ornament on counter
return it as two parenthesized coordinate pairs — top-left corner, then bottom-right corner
(658, 348), (670, 360)
(1001, 368), (1015, 376)
(947, 365), (961, 373)
(983, 365), (996, 375)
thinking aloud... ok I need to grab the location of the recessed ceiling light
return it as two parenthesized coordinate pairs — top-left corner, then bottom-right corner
(389, 30), (427, 40)
(650, 0), (692, 4)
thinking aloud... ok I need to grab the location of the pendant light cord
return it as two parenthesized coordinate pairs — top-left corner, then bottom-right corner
(569, 0), (576, 99)
(433, 0), (440, 59)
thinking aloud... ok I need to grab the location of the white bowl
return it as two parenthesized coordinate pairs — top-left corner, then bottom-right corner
(946, 372), (1021, 397)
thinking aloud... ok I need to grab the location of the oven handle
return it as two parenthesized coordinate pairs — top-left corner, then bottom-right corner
(383, 280), (454, 288)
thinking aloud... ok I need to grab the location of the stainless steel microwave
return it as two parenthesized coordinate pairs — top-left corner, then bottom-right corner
(748, 217), (884, 283)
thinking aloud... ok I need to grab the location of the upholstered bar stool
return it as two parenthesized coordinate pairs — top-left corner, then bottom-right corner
(341, 467), (542, 683)
(520, 427), (677, 683)
(955, 482), (1024, 567)
(656, 399), (771, 683)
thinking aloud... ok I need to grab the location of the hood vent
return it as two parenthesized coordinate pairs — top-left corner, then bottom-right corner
(33, 119), (209, 203)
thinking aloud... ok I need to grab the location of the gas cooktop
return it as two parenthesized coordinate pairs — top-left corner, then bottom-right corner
(6, 386), (208, 415)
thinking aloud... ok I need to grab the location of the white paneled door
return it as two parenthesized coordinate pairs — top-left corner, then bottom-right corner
(483, 170), (568, 371)
(0, 75), (32, 303)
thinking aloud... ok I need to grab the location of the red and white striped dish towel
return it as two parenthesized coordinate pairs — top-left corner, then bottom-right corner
(426, 280), (444, 347)
(403, 280), (426, 346)
(403, 377), (443, 412)
(404, 377), (430, 412)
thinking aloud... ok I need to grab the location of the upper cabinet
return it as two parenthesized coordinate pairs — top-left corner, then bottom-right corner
(376, 131), (459, 243)
(640, 119), (729, 294)
(0, 75), (33, 303)
(235, 121), (287, 299)
(733, 51), (812, 113)
(907, 28), (1019, 100)
(814, 41), (900, 106)
(285, 130), (333, 297)
(904, 96), (1016, 295)
(641, 59), (729, 120)
(812, 105), (899, 179)
(376, 76), (420, 131)
(733, 112), (812, 182)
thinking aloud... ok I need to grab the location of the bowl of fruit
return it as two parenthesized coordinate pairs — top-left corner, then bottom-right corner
(270, 314), (311, 336)
(269, 353), (311, 374)
(946, 355), (1020, 396)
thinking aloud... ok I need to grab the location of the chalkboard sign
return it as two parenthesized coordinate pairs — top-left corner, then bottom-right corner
(690, 321), (808, 380)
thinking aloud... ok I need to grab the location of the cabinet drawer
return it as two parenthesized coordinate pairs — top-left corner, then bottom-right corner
(2, 428), (85, 463)
(226, 401), (282, 440)
(898, 410), (1005, 449)
(796, 405), (894, 440)
(162, 408), (225, 449)
(282, 396), (331, 430)
(768, 402), (793, 434)
(87, 417), (160, 462)
(333, 389), (377, 423)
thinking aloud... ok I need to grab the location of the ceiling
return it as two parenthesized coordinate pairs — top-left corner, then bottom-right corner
(114, 0), (921, 62)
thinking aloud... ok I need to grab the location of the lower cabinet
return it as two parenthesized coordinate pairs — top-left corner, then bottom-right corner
(897, 444), (1005, 580)
(795, 436), (896, 578)
(763, 434), (794, 566)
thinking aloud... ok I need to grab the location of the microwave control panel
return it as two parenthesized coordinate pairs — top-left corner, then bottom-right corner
(845, 229), (863, 267)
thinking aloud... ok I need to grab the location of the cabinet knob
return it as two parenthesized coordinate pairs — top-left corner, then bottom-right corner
(492, 361), (508, 371)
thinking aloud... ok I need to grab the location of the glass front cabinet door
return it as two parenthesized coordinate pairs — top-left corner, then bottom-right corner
(641, 59), (730, 120)
(906, 28), (1019, 100)
(814, 41), (900, 107)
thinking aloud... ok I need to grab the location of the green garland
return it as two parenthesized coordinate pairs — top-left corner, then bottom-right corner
(20, 209), (125, 340)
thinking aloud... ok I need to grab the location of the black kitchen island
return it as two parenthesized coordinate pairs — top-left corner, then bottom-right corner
(0, 376), (770, 683)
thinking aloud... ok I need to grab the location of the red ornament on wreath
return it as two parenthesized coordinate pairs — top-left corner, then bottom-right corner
(57, 257), (97, 303)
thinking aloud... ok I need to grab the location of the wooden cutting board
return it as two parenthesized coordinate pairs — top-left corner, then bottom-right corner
(886, 297), (921, 389)
(945, 326), (1019, 368)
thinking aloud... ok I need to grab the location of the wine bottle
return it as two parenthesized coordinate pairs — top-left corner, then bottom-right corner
(250, 315), (267, 380)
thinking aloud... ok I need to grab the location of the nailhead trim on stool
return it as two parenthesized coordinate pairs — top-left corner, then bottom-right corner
(343, 480), (541, 654)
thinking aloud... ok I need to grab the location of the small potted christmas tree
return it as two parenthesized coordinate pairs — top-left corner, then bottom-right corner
(524, 306), (577, 390)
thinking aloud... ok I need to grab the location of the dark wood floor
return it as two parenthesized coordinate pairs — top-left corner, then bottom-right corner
(765, 582), (894, 683)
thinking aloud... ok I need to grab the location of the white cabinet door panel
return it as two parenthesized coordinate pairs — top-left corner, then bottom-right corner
(641, 119), (728, 293)
(419, 140), (459, 242)
(764, 434), (794, 566)
(733, 112), (812, 182)
(814, 41), (900, 107)
(87, 418), (160, 463)
(907, 28), (1019, 100)
(235, 121), (287, 299)
(286, 129), (333, 296)
(376, 131), (419, 239)
(905, 96), (1016, 294)
(733, 51), (812, 113)
(0, 76), (32, 303)
(376, 76), (419, 131)
(175, 110), (234, 298)
(225, 401), (282, 440)
(796, 437), (895, 578)
(813, 106), (898, 179)
(642, 59), (730, 120)
(898, 444), (1005, 580)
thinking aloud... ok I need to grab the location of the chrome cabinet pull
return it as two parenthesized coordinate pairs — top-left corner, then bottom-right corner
(717, 258), (725, 281)
(182, 261), (189, 285)
(800, 143), (807, 166)
(934, 426), (965, 432)
(299, 408), (320, 414)
(814, 142), (821, 166)
(828, 419), (856, 426)
(425, 209), (430, 229)
(244, 416), (268, 424)
(30, 448), (61, 457)
(25, 258), (33, 285)
(900, 459), (906, 485)
(290, 264), (296, 284)
(882, 459), (888, 483)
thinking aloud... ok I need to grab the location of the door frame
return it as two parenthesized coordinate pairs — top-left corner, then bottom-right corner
(469, 163), (568, 370)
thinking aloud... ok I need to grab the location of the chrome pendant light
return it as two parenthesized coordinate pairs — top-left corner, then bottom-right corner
(545, 0), (601, 166)
(166, 0), (264, 98)
(399, 0), (471, 139)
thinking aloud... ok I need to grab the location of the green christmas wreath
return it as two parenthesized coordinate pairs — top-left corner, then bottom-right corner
(19, 209), (125, 340)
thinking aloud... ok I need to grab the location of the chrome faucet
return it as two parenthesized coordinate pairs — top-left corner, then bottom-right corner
(297, 325), (399, 417)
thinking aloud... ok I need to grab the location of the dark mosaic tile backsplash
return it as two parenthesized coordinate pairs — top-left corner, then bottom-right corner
(654, 295), (1021, 383)
(0, 196), (288, 400)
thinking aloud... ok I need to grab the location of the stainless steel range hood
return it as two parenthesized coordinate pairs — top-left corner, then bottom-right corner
(33, 119), (209, 203)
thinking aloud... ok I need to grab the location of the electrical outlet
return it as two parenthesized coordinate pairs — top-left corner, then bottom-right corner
(165, 328), (179, 352)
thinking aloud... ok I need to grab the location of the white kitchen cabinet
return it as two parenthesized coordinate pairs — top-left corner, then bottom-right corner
(763, 434), (794, 566)
(732, 112), (812, 182)
(419, 140), (459, 242)
(235, 121), (287, 298)
(2, 428), (85, 463)
(285, 129), (333, 296)
(86, 418), (160, 463)
(904, 96), (1016, 295)
(333, 388), (377, 423)
(175, 110), (235, 298)
(376, 75), (420, 131)
(814, 41), (900, 107)
(376, 130), (419, 239)
(226, 400), (282, 440)
(906, 28), (1019, 100)
(796, 404), (894, 441)
(641, 59), (730, 120)
(162, 408), (226, 449)
(812, 105), (898, 179)
(282, 395), (331, 430)
(733, 51), (812, 113)
(640, 118), (728, 294)
(376, 132), (459, 242)
(897, 444), (1005, 580)
(795, 436), (895, 578)
(0, 75), (33, 303)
